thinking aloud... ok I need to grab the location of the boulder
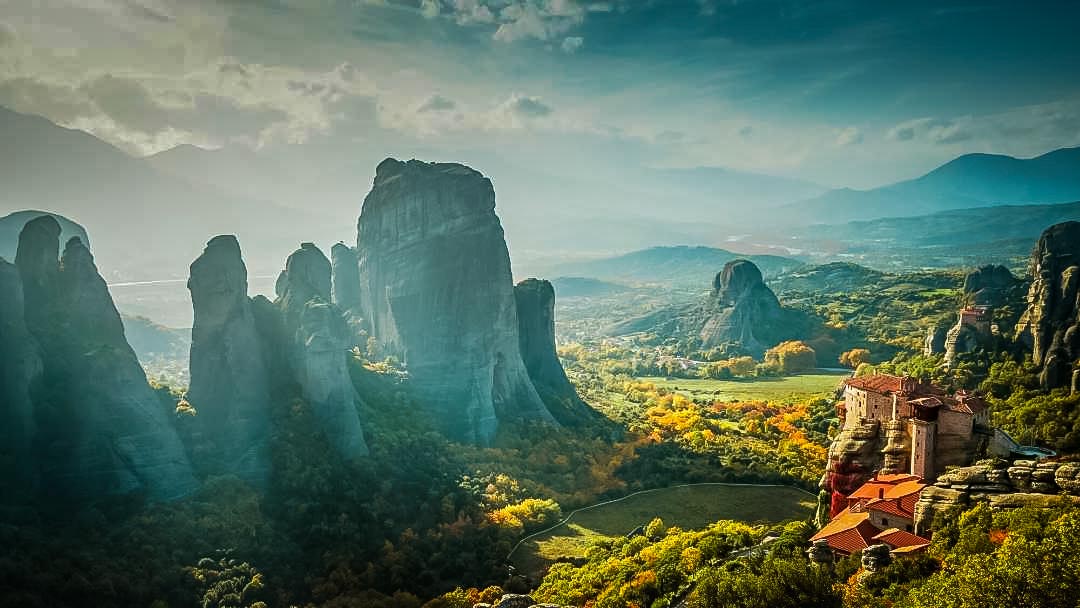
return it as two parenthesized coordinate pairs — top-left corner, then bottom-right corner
(698, 259), (784, 357)
(187, 235), (272, 484)
(924, 325), (947, 355)
(1015, 221), (1080, 389)
(514, 278), (596, 427)
(355, 158), (555, 443)
(11, 216), (195, 499)
(276, 243), (368, 460)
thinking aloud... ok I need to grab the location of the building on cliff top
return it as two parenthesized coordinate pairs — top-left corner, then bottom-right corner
(811, 473), (930, 557)
(840, 373), (990, 481)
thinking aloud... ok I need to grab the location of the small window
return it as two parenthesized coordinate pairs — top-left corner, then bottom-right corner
(882, 518), (889, 527)
(906, 525), (913, 532)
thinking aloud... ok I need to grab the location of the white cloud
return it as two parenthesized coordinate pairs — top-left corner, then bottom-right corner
(835, 126), (862, 146)
(561, 36), (583, 53)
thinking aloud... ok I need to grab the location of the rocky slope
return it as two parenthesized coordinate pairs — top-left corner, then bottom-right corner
(276, 242), (368, 460)
(962, 264), (1022, 307)
(1015, 221), (1080, 390)
(514, 278), (595, 427)
(355, 158), (556, 443)
(4, 216), (196, 499)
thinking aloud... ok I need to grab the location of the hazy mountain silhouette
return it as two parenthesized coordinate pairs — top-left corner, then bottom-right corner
(0, 106), (343, 281)
(788, 147), (1080, 223)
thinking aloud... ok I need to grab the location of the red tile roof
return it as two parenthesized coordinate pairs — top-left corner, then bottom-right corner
(872, 528), (931, 551)
(865, 498), (914, 520)
(810, 510), (881, 555)
(844, 374), (906, 393)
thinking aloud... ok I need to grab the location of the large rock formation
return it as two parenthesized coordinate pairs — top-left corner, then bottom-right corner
(186, 235), (273, 483)
(514, 278), (595, 427)
(698, 259), (785, 356)
(355, 158), (555, 443)
(4, 216), (196, 499)
(276, 242), (368, 460)
(1015, 221), (1080, 389)
(0, 209), (89, 263)
(0, 259), (41, 488)
(963, 264), (1022, 307)
(330, 242), (366, 341)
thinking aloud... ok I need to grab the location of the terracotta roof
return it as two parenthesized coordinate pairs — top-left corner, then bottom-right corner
(844, 374), (905, 394)
(874, 473), (920, 484)
(884, 480), (926, 500)
(866, 498), (914, 520)
(872, 528), (931, 551)
(810, 510), (881, 555)
(909, 396), (944, 408)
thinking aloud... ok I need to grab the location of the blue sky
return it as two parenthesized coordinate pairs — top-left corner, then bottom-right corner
(2, 0), (1079, 188)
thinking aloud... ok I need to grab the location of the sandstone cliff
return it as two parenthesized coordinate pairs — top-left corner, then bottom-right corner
(1015, 221), (1080, 389)
(514, 278), (596, 427)
(187, 235), (273, 484)
(355, 158), (555, 443)
(331, 242), (366, 341)
(276, 242), (368, 460)
(7, 216), (196, 499)
(0, 259), (42, 488)
(698, 259), (784, 357)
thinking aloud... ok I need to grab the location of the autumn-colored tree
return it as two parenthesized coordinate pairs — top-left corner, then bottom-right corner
(839, 348), (871, 369)
(764, 341), (818, 374)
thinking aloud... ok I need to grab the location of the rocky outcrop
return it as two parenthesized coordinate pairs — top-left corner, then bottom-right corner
(0, 209), (89, 263)
(963, 264), (1022, 307)
(5, 216), (196, 499)
(1015, 221), (1080, 389)
(944, 315), (990, 365)
(355, 158), (555, 443)
(0, 259), (42, 488)
(187, 235), (273, 484)
(276, 243), (368, 460)
(914, 459), (1080, 534)
(514, 278), (595, 427)
(698, 259), (784, 357)
(924, 325), (948, 355)
(331, 242), (366, 341)
(822, 420), (883, 516)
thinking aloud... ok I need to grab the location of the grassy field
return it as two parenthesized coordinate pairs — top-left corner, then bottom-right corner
(512, 484), (816, 577)
(636, 369), (849, 403)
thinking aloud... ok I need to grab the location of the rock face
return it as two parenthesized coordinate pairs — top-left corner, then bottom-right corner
(823, 420), (884, 516)
(1015, 221), (1080, 389)
(924, 325), (948, 355)
(914, 459), (1080, 534)
(514, 278), (594, 427)
(355, 158), (555, 443)
(187, 235), (273, 483)
(963, 264), (1021, 307)
(0, 259), (42, 488)
(4, 216), (196, 499)
(698, 259), (784, 356)
(276, 242), (368, 460)
(330, 242), (366, 341)
(0, 209), (89, 263)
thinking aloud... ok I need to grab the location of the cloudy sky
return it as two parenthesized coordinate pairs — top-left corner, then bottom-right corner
(2, 0), (1079, 188)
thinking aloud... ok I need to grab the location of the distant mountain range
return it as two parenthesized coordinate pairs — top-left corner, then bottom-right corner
(545, 246), (803, 287)
(786, 147), (1080, 223)
(0, 106), (345, 281)
(796, 200), (1080, 271)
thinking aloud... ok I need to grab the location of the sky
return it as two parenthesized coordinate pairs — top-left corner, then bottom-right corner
(2, 0), (1080, 189)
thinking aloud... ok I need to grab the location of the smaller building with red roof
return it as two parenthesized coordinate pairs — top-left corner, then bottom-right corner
(812, 472), (931, 557)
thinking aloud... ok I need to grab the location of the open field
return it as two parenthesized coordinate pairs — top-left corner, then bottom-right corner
(635, 369), (849, 403)
(512, 483), (816, 577)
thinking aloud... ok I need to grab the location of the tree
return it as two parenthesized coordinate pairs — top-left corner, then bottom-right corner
(839, 349), (871, 369)
(764, 341), (818, 374)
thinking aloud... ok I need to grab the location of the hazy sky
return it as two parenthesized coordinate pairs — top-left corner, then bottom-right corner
(2, 0), (1079, 188)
